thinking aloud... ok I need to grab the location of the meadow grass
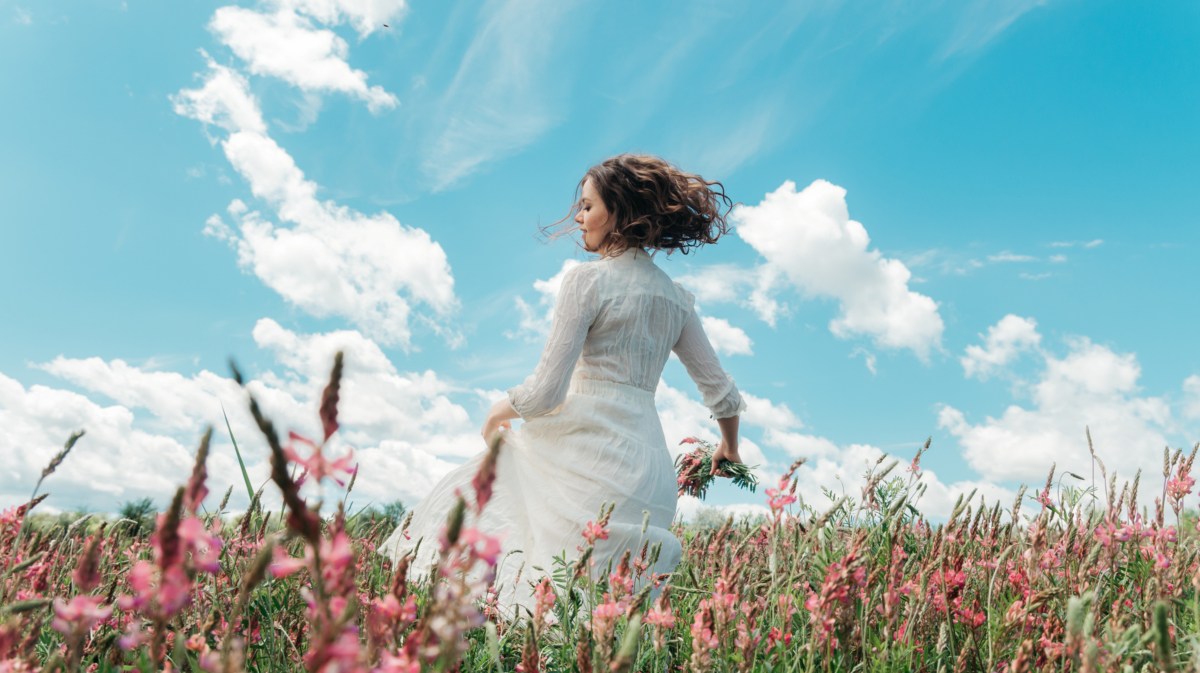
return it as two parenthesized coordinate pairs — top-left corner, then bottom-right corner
(2, 353), (1199, 672)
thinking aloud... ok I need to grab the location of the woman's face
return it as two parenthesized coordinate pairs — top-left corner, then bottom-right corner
(575, 178), (614, 253)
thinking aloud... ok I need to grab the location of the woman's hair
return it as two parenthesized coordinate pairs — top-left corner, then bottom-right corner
(547, 154), (734, 255)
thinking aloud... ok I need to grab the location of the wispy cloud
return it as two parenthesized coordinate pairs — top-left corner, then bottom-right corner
(987, 251), (1037, 263)
(420, 0), (579, 191)
(12, 6), (31, 25)
(1049, 238), (1104, 249)
(937, 0), (1050, 60)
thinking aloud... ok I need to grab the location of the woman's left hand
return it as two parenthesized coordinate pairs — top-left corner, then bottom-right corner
(481, 398), (519, 444)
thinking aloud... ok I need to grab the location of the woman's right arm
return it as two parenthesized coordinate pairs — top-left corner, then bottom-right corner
(672, 307), (746, 475)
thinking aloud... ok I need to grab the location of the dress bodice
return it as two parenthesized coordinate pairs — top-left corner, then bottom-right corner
(507, 248), (745, 420)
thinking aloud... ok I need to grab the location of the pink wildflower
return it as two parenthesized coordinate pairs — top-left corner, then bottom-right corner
(283, 431), (357, 487)
(766, 475), (797, 516)
(582, 520), (609, 545)
(533, 578), (556, 621)
(51, 595), (112, 636)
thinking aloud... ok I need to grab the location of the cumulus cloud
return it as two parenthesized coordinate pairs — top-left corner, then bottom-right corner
(675, 496), (769, 525)
(210, 5), (397, 112)
(172, 56), (267, 134)
(283, 0), (408, 37)
(961, 314), (1041, 380)
(1, 320), (476, 513)
(176, 61), (457, 350)
(699, 316), (753, 356)
(942, 333), (1175, 484)
(1182, 375), (1200, 421)
(732, 179), (944, 360)
(675, 264), (785, 328)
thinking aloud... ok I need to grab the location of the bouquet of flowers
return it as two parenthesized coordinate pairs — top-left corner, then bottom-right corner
(674, 437), (759, 499)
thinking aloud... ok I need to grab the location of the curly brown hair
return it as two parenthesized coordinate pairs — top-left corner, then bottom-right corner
(547, 154), (734, 255)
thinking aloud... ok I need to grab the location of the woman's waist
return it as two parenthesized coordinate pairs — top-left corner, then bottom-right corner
(567, 376), (656, 401)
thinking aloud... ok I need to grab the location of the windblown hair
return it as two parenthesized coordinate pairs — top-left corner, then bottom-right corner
(548, 154), (734, 255)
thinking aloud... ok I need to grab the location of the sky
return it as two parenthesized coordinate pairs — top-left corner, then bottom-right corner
(2, 0), (1198, 523)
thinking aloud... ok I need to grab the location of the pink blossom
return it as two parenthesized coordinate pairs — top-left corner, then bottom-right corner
(644, 604), (675, 629)
(458, 527), (504, 567)
(766, 475), (797, 515)
(533, 578), (556, 621)
(284, 431), (358, 487)
(269, 546), (306, 579)
(582, 520), (609, 545)
(1167, 468), (1195, 502)
(51, 595), (112, 636)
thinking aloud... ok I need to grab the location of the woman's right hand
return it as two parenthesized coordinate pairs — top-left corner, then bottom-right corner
(710, 440), (742, 477)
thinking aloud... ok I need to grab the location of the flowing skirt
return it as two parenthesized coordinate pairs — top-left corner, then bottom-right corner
(377, 378), (684, 619)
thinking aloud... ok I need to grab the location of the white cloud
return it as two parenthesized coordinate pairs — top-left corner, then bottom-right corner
(1049, 239), (1104, 249)
(1, 320), (476, 513)
(675, 496), (769, 525)
(961, 314), (1041, 380)
(12, 6), (32, 25)
(942, 335), (1175, 484)
(508, 260), (582, 342)
(210, 5), (397, 112)
(0, 373), (199, 513)
(172, 56), (267, 135)
(700, 316), (753, 356)
(732, 179), (944, 360)
(175, 62), (458, 350)
(284, 0), (408, 37)
(850, 347), (877, 375)
(1182, 375), (1200, 421)
(421, 0), (576, 190)
(676, 265), (785, 327)
(987, 251), (1036, 263)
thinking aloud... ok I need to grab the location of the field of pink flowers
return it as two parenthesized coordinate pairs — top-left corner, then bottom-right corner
(3, 352), (1200, 672)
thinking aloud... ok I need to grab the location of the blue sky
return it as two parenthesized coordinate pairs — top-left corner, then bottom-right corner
(2, 0), (1198, 521)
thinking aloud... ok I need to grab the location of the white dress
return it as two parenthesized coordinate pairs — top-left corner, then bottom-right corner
(378, 247), (745, 618)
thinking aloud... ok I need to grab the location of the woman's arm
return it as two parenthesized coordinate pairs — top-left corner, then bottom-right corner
(481, 397), (520, 443)
(672, 306), (746, 476)
(711, 415), (742, 476)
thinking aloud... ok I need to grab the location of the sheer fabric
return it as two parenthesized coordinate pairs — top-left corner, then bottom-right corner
(379, 247), (745, 618)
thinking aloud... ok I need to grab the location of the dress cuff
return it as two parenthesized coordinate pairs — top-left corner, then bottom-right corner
(709, 384), (746, 420)
(506, 386), (530, 420)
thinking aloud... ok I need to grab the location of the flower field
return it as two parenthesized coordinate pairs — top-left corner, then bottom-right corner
(3, 354), (1200, 672)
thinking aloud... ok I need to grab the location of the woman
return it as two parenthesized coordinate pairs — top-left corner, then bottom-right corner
(380, 154), (746, 618)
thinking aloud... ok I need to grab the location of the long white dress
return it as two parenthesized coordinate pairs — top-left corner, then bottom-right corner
(378, 247), (745, 618)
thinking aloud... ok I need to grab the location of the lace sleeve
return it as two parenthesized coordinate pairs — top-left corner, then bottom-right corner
(507, 264), (601, 418)
(672, 303), (747, 419)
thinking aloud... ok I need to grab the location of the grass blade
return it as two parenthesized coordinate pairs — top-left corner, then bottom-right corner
(223, 404), (255, 504)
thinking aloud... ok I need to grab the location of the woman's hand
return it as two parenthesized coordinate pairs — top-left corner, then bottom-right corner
(481, 398), (519, 445)
(710, 440), (743, 477)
